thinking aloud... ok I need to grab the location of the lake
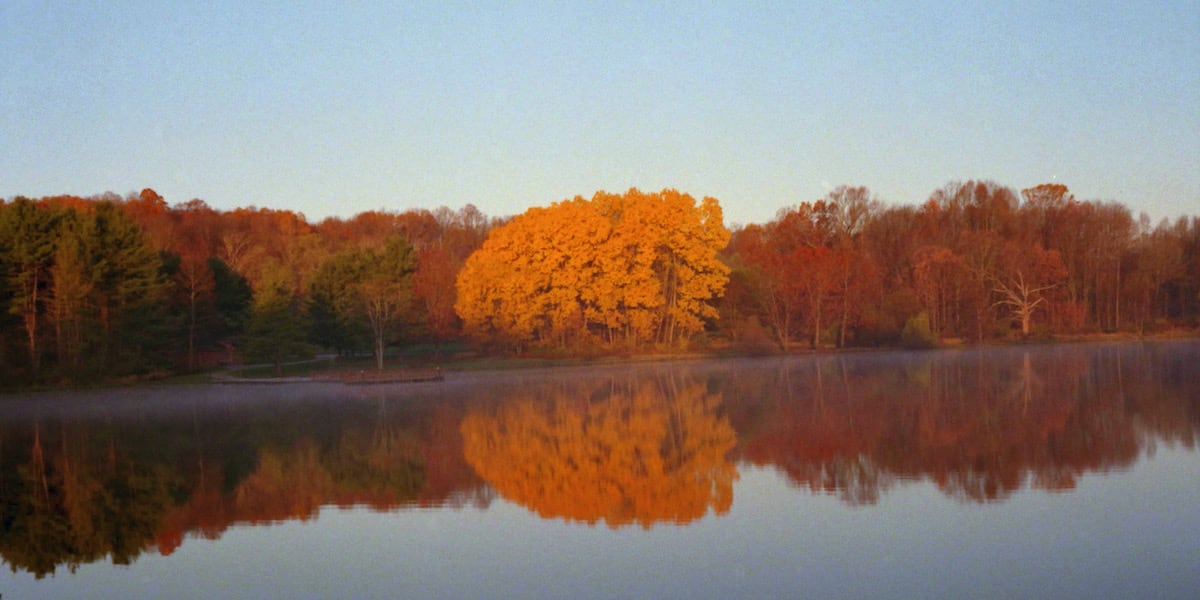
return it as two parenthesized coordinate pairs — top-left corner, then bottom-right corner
(2, 340), (1197, 599)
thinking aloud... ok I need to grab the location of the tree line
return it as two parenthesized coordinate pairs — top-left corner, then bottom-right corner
(2, 182), (1199, 385)
(723, 182), (1200, 350)
(0, 189), (496, 385)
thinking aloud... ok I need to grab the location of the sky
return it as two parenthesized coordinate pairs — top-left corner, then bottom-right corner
(2, 1), (1198, 226)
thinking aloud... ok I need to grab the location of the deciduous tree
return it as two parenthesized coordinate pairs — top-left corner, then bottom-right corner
(456, 189), (729, 350)
(308, 236), (416, 368)
(244, 262), (310, 376)
(992, 242), (1067, 336)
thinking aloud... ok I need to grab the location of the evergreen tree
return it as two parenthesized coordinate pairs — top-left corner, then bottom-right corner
(0, 198), (60, 379)
(208, 256), (252, 337)
(77, 202), (171, 376)
(308, 250), (371, 356)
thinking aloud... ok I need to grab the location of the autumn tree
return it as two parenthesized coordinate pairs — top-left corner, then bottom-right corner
(413, 244), (463, 351)
(812, 187), (881, 347)
(1165, 216), (1200, 321)
(1019, 193), (1134, 331)
(992, 242), (1067, 336)
(121, 188), (176, 250)
(727, 221), (801, 349)
(597, 190), (732, 347)
(217, 207), (325, 294)
(454, 198), (603, 348)
(456, 189), (730, 350)
(730, 188), (881, 349)
(716, 229), (779, 350)
(619, 191), (732, 345)
(791, 245), (842, 348)
(856, 204), (923, 342)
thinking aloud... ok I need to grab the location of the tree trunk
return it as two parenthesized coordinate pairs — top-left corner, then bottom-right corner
(24, 273), (40, 376)
(811, 299), (822, 349)
(188, 289), (197, 372)
(375, 327), (385, 371)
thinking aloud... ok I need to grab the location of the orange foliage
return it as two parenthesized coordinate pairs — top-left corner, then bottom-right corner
(455, 189), (730, 349)
(460, 375), (738, 527)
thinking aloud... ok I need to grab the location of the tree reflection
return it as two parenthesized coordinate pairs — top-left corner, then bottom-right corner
(461, 375), (738, 527)
(0, 422), (180, 578)
(730, 343), (1194, 504)
(0, 342), (1195, 577)
(0, 398), (451, 578)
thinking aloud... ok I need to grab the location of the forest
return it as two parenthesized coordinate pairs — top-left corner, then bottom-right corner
(1, 182), (1199, 386)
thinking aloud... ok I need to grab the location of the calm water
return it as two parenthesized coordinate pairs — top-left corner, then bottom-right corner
(2, 341), (1198, 599)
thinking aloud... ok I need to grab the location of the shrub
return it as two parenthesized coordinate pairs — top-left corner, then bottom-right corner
(901, 312), (938, 349)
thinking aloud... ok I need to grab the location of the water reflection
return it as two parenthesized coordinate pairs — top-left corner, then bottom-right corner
(727, 342), (1198, 504)
(461, 375), (737, 527)
(0, 394), (490, 578)
(0, 341), (1196, 578)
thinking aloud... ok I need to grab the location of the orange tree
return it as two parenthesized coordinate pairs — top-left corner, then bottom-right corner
(455, 189), (730, 350)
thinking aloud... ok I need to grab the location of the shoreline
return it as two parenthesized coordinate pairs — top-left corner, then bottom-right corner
(3, 330), (1197, 394)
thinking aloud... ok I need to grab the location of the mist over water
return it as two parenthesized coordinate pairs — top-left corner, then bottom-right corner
(2, 340), (1197, 599)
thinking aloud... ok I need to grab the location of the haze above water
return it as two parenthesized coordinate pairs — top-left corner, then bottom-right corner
(2, 341), (1198, 599)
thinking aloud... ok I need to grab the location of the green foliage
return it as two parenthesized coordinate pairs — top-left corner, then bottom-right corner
(326, 428), (424, 497)
(78, 203), (172, 377)
(0, 198), (60, 377)
(0, 200), (170, 382)
(308, 236), (416, 368)
(0, 436), (178, 578)
(244, 269), (312, 375)
(208, 256), (253, 335)
(901, 312), (938, 349)
(309, 250), (372, 354)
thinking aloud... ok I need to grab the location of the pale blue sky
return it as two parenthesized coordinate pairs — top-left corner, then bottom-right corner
(3, 1), (1197, 225)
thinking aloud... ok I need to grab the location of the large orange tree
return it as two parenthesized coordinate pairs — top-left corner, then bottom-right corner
(455, 189), (730, 349)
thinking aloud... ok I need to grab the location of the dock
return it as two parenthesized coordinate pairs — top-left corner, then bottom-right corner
(314, 367), (445, 385)
(213, 366), (445, 385)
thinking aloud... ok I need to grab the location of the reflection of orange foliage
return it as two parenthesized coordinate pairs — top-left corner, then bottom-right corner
(461, 377), (737, 528)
